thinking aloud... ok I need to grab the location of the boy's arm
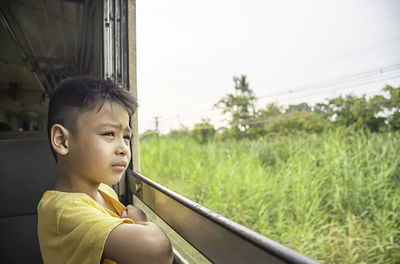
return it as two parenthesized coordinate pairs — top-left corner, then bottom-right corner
(103, 205), (173, 264)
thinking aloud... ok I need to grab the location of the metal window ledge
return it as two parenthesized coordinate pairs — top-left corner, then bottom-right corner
(127, 169), (320, 264)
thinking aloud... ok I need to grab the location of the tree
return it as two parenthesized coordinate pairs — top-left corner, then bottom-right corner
(383, 85), (400, 130)
(258, 103), (283, 118)
(327, 95), (386, 132)
(169, 125), (190, 139)
(190, 118), (216, 144)
(214, 75), (257, 132)
(313, 103), (331, 118)
(286, 102), (312, 113)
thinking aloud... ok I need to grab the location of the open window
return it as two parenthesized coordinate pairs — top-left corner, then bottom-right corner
(0, 0), (319, 263)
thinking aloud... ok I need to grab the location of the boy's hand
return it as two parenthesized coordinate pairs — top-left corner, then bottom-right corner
(122, 205), (148, 224)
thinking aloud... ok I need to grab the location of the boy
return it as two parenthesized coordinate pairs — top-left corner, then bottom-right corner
(37, 76), (173, 264)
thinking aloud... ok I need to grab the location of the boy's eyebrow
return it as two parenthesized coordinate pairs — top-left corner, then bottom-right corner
(98, 123), (132, 133)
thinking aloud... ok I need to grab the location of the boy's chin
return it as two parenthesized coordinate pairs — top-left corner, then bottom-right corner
(103, 175), (122, 186)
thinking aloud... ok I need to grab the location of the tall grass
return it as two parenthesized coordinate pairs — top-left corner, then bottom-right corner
(139, 129), (400, 263)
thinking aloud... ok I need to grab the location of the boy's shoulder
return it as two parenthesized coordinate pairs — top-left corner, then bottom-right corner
(37, 188), (89, 219)
(37, 183), (116, 216)
(37, 184), (131, 264)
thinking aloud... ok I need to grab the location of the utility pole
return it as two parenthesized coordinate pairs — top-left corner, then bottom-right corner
(153, 116), (160, 135)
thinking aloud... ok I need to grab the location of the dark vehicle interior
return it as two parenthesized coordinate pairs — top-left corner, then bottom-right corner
(0, 0), (102, 262)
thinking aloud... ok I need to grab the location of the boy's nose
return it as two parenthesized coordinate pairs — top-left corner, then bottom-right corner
(116, 139), (130, 156)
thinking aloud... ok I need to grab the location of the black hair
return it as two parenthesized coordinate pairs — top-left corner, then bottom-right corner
(47, 76), (138, 162)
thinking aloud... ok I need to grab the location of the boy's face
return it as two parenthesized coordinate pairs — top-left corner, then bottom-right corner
(67, 101), (132, 186)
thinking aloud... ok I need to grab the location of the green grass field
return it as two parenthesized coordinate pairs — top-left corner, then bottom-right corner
(139, 129), (400, 263)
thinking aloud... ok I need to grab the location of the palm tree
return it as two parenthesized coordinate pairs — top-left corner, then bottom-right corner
(215, 75), (257, 131)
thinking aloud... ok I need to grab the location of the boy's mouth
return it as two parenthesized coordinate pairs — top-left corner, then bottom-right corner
(112, 161), (128, 171)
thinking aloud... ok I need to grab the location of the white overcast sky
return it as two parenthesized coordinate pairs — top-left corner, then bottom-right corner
(136, 0), (400, 133)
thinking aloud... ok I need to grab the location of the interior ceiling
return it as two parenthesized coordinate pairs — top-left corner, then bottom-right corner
(0, 0), (104, 93)
(0, 0), (103, 118)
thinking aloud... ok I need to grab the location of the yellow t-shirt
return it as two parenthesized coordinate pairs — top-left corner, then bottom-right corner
(37, 183), (134, 264)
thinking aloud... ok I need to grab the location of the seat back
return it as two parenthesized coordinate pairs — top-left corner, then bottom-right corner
(0, 132), (56, 263)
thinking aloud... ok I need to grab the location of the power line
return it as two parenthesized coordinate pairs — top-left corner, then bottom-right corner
(183, 97), (399, 133)
(144, 97), (400, 134)
(141, 64), (400, 131)
(179, 71), (400, 125)
(161, 64), (400, 123)
(260, 73), (400, 105)
(256, 63), (400, 100)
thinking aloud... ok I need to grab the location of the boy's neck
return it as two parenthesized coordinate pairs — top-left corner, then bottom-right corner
(54, 172), (116, 213)
(54, 170), (100, 200)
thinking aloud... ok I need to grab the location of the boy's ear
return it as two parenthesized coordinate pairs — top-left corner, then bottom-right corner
(50, 124), (71, 156)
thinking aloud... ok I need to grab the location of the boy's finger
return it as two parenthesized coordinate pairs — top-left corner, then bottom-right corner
(121, 209), (127, 217)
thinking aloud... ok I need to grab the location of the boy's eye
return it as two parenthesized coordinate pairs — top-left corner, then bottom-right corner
(102, 132), (114, 137)
(123, 135), (132, 141)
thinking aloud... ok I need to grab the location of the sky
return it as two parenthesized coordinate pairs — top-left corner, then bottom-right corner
(136, 0), (400, 134)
